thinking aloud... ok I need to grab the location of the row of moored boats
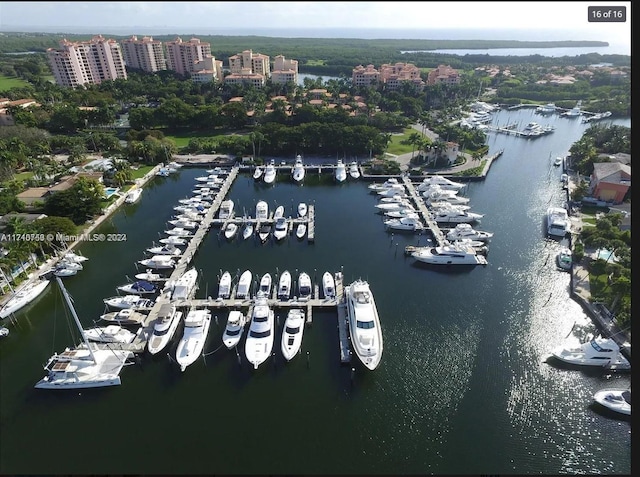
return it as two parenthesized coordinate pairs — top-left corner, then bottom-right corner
(254, 155), (360, 185)
(369, 176), (492, 266)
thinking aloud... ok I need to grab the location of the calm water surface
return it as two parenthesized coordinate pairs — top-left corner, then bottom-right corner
(0, 110), (631, 474)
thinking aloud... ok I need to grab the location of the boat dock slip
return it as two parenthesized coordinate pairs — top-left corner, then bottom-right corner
(401, 177), (446, 246)
(307, 204), (315, 242)
(335, 272), (351, 363)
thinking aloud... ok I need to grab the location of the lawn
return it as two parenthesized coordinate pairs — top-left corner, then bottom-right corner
(164, 129), (237, 148)
(130, 165), (155, 179)
(0, 75), (30, 90)
(385, 128), (423, 156)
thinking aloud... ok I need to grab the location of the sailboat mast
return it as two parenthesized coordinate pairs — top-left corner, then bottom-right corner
(0, 266), (16, 294)
(55, 277), (97, 362)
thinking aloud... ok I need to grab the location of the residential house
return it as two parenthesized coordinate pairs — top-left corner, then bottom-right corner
(589, 162), (631, 204)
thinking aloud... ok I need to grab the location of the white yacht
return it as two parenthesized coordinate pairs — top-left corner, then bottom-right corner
(222, 310), (246, 349)
(384, 208), (418, 219)
(273, 217), (288, 241)
(255, 200), (269, 221)
(263, 160), (277, 185)
(281, 308), (305, 361)
(549, 336), (630, 370)
(368, 178), (400, 192)
(244, 294), (275, 369)
(138, 255), (176, 270)
(0, 278), (51, 320)
(258, 272), (272, 297)
(124, 188), (143, 204)
(236, 270), (252, 299)
(593, 389), (631, 416)
(35, 279), (133, 390)
(292, 155), (305, 183)
(348, 161), (360, 179)
(218, 271), (232, 300)
(416, 176), (465, 192)
(432, 207), (484, 224)
(253, 166), (264, 181)
(298, 272), (312, 300)
(84, 325), (137, 344)
(411, 243), (488, 266)
(374, 199), (414, 213)
(345, 279), (383, 371)
(535, 103), (557, 114)
(322, 272), (336, 299)
(147, 303), (182, 355)
(164, 227), (193, 238)
(116, 280), (158, 296)
(175, 308), (211, 372)
(546, 207), (570, 237)
(335, 159), (347, 182)
(277, 270), (292, 300)
(103, 294), (154, 310)
(134, 269), (168, 283)
(146, 243), (182, 256)
(242, 220), (254, 240)
(224, 222), (238, 240)
(219, 200), (235, 220)
(296, 223), (306, 239)
(159, 236), (188, 247)
(274, 205), (284, 219)
(170, 267), (198, 301)
(297, 202), (308, 218)
(99, 308), (147, 326)
(423, 189), (470, 206)
(445, 223), (493, 242)
(167, 218), (198, 230)
(563, 100), (582, 117)
(384, 216), (424, 232)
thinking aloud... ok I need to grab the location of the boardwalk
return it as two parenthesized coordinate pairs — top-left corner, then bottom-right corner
(401, 176), (446, 246)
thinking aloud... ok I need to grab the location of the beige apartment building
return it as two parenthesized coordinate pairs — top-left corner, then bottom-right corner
(120, 35), (167, 73)
(225, 49), (271, 87)
(426, 65), (461, 85)
(271, 55), (298, 85)
(191, 55), (224, 84)
(379, 62), (425, 91)
(352, 64), (381, 87)
(47, 35), (127, 88)
(164, 37), (212, 76)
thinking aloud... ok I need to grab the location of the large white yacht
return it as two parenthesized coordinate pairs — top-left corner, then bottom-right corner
(432, 207), (484, 224)
(549, 336), (630, 370)
(244, 294), (275, 369)
(292, 155), (305, 183)
(384, 216), (424, 232)
(445, 223), (493, 242)
(0, 278), (51, 319)
(345, 280), (383, 371)
(175, 308), (211, 372)
(546, 207), (570, 237)
(416, 176), (465, 192)
(411, 243), (488, 266)
(170, 267), (198, 301)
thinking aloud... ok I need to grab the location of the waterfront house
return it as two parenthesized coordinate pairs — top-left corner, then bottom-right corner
(589, 162), (631, 204)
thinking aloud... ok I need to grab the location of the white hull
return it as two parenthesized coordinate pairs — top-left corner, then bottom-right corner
(0, 279), (51, 319)
(170, 268), (198, 301)
(218, 271), (232, 299)
(84, 325), (137, 344)
(236, 271), (252, 299)
(411, 245), (487, 266)
(277, 271), (292, 300)
(297, 203), (307, 218)
(593, 389), (631, 416)
(258, 273), (272, 297)
(346, 280), (383, 370)
(281, 308), (305, 361)
(124, 188), (143, 203)
(176, 310), (211, 371)
(322, 272), (336, 299)
(298, 272), (312, 300)
(147, 305), (182, 355)
(222, 310), (245, 349)
(296, 224), (306, 239)
(550, 337), (630, 370)
(244, 297), (274, 369)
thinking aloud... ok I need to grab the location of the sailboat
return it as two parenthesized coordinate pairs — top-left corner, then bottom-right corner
(0, 271), (51, 320)
(34, 277), (134, 389)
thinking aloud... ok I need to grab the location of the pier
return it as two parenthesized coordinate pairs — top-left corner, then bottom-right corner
(401, 176), (447, 246)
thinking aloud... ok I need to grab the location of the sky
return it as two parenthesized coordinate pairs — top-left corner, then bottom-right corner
(0, 1), (631, 47)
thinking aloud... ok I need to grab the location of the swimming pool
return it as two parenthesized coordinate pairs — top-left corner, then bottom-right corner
(103, 187), (120, 199)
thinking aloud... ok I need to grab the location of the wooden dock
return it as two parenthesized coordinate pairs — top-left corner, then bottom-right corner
(307, 204), (315, 242)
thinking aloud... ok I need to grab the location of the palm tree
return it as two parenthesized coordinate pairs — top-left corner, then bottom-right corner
(407, 132), (422, 161)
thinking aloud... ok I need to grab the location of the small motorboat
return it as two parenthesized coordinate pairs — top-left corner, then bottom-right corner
(103, 295), (154, 310)
(281, 308), (305, 361)
(222, 310), (246, 349)
(273, 217), (288, 241)
(135, 269), (169, 282)
(146, 244), (182, 256)
(297, 202), (308, 218)
(258, 272), (272, 297)
(99, 308), (147, 326)
(159, 236), (188, 246)
(242, 221), (254, 240)
(556, 247), (572, 271)
(322, 272), (336, 299)
(258, 224), (271, 243)
(116, 280), (158, 296)
(235, 270), (252, 299)
(296, 223), (306, 239)
(253, 166), (264, 181)
(277, 270), (292, 300)
(224, 223), (238, 240)
(348, 161), (360, 179)
(298, 272), (312, 300)
(593, 389), (631, 416)
(217, 271), (232, 300)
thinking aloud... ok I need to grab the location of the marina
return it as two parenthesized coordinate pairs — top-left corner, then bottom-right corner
(0, 110), (631, 475)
